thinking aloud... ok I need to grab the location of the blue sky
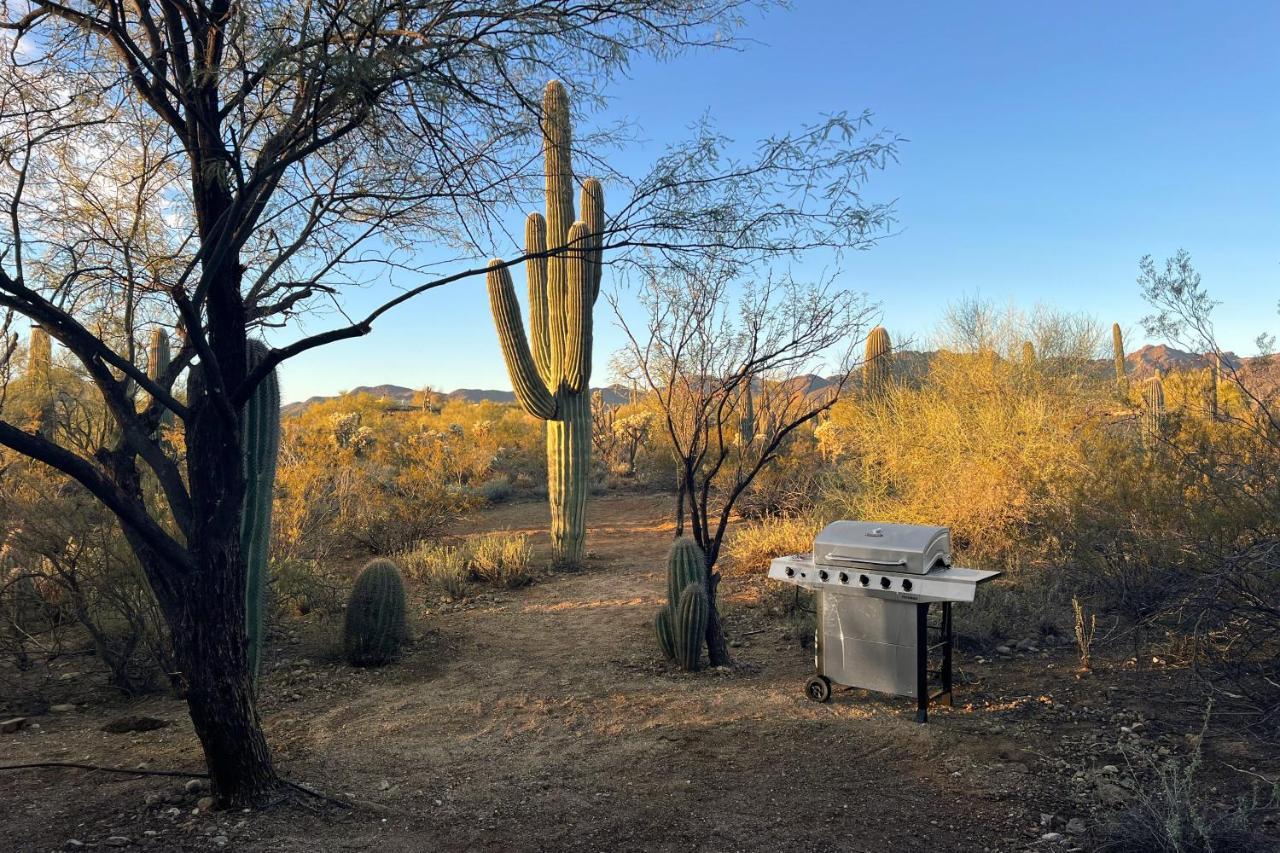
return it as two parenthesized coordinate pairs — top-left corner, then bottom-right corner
(277, 1), (1279, 403)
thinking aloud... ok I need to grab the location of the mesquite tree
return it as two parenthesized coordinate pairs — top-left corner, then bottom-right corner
(0, 1), (895, 804)
(612, 263), (878, 666)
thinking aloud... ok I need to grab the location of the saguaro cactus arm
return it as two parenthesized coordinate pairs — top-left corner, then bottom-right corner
(563, 221), (593, 394)
(581, 178), (605, 301)
(487, 261), (558, 420)
(525, 213), (553, 386)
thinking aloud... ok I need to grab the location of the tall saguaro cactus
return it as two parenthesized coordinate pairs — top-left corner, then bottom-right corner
(1112, 323), (1128, 396)
(487, 80), (603, 567)
(1142, 374), (1165, 444)
(147, 328), (173, 429)
(863, 325), (892, 398)
(242, 341), (280, 687)
(26, 325), (55, 439)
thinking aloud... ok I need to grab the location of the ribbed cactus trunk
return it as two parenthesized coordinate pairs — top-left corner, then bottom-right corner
(241, 341), (280, 688)
(147, 328), (173, 429)
(1112, 323), (1128, 396)
(27, 325), (55, 439)
(1142, 374), (1165, 446)
(487, 80), (604, 568)
(863, 325), (892, 398)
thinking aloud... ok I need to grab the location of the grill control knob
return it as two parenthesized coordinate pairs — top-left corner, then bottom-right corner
(839, 572), (849, 584)
(879, 576), (891, 589)
(858, 575), (870, 587)
(902, 579), (913, 592)
(818, 570), (829, 582)
(784, 567), (795, 577)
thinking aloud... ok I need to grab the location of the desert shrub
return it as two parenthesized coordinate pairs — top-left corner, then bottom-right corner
(722, 516), (824, 575)
(1093, 708), (1279, 852)
(474, 475), (514, 504)
(466, 531), (535, 588)
(398, 542), (470, 599)
(271, 558), (347, 618)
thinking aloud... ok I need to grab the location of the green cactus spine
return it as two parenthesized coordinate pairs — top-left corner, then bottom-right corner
(655, 537), (708, 669)
(863, 326), (892, 398)
(1112, 323), (1128, 395)
(666, 536), (705, 611)
(655, 608), (676, 661)
(673, 583), (709, 672)
(487, 80), (604, 567)
(1142, 374), (1165, 444)
(343, 558), (408, 667)
(242, 340), (280, 687)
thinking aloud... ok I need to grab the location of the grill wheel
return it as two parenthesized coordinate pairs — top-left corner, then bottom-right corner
(805, 674), (832, 703)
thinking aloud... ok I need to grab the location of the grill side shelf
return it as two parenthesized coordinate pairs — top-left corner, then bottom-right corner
(768, 556), (1001, 604)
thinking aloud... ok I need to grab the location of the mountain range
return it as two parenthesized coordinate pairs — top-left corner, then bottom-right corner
(282, 344), (1275, 415)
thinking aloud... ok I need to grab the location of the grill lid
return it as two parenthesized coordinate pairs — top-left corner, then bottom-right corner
(813, 520), (951, 575)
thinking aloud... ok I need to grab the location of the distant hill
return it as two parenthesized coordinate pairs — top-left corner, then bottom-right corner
(283, 383), (630, 416)
(282, 347), (1277, 415)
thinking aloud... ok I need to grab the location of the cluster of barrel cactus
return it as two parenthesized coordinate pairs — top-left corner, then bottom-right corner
(343, 558), (408, 666)
(863, 326), (892, 398)
(487, 80), (603, 568)
(654, 537), (709, 671)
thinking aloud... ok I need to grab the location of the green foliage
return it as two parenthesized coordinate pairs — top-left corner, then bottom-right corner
(397, 542), (469, 599)
(673, 582), (709, 672)
(465, 531), (535, 588)
(343, 558), (407, 667)
(242, 340), (280, 687)
(486, 80), (604, 567)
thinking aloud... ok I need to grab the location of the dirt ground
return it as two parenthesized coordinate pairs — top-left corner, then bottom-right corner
(2, 494), (1277, 852)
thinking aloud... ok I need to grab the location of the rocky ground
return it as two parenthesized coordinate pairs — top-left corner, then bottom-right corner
(2, 494), (1277, 852)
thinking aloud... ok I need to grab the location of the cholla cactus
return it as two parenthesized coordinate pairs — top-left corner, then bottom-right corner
(487, 80), (604, 567)
(1112, 323), (1128, 396)
(863, 326), (892, 398)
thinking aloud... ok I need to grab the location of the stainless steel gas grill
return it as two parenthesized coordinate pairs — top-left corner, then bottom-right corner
(769, 520), (1000, 722)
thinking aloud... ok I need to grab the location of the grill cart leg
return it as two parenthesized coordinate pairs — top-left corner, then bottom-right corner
(806, 590), (832, 702)
(916, 602), (929, 723)
(941, 602), (954, 706)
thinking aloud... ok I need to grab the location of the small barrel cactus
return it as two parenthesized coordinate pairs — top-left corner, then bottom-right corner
(344, 558), (408, 667)
(655, 608), (676, 661)
(655, 537), (708, 670)
(666, 537), (704, 615)
(673, 583), (709, 672)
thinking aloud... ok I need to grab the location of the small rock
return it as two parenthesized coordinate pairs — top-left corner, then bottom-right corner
(184, 778), (209, 794)
(1040, 832), (1064, 843)
(996, 645), (1012, 655)
(65, 842), (85, 850)
(728, 639), (742, 648)
(104, 837), (131, 847)
(1101, 764), (1119, 774)
(1066, 817), (1087, 835)
(1095, 782), (1127, 807)
(1015, 638), (1037, 651)
(1, 717), (26, 733)
(49, 703), (76, 713)
(1039, 813), (1056, 826)
(144, 792), (165, 807)
(101, 715), (170, 734)
(212, 836), (229, 847)
(377, 779), (391, 791)
(196, 796), (217, 812)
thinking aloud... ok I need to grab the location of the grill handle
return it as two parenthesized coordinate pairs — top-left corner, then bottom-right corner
(823, 554), (907, 568)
